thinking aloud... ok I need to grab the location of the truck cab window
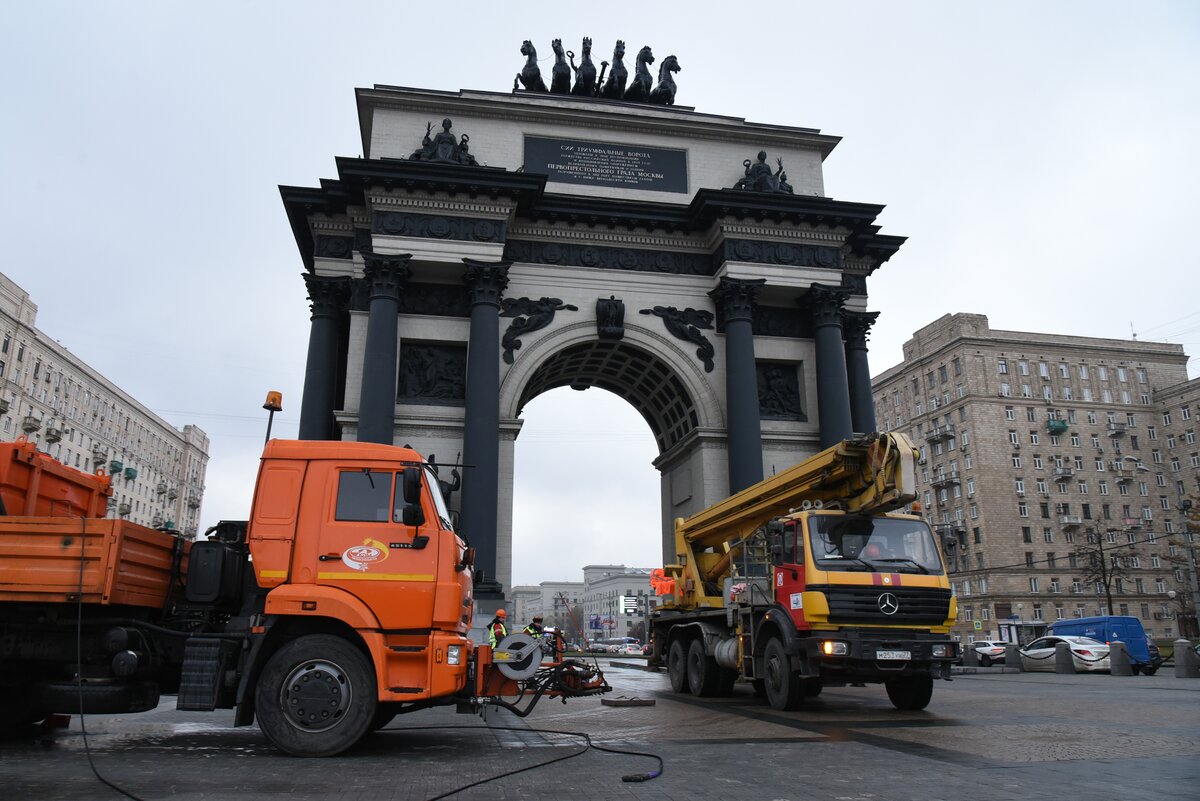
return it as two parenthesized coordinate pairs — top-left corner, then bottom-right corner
(335, 470), (394, 522)
(423, 465), (455, 530)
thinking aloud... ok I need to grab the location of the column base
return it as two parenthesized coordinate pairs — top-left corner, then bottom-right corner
(473, 576), (505, 599)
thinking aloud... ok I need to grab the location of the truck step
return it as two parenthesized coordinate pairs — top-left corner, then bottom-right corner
(177, 638), (240, 711)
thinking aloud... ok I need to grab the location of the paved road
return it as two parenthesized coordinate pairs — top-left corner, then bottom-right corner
(2, 662), (1197, 801)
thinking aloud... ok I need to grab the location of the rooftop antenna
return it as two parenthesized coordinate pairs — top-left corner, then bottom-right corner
(1130, 322), (1137, 340)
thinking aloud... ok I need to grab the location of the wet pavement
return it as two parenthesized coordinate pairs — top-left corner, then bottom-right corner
(2, 660), (1197, 800)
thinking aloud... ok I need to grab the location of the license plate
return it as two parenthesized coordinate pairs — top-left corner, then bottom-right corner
(876, 650), (911, 660)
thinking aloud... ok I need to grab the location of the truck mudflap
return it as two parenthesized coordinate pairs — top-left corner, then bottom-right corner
(798, 630), (957, 680)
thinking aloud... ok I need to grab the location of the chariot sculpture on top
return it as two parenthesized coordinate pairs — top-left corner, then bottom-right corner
(514, 38), (681, 105)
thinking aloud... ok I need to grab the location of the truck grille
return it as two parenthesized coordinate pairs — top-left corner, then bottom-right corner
(810, 585), (952, 625)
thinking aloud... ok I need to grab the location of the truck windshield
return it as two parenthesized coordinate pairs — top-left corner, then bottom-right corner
(808, 514), (945, 575)
(423, 465), (455, 531)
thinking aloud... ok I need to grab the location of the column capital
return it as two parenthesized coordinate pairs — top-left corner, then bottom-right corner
(708, 277), (766, 324)
(362, 251), (412, 301)
(463, 259), (511, 307)
(302, 273), (352, 320)
(803, 283), (850, 327)
(843, 310), (881, 349)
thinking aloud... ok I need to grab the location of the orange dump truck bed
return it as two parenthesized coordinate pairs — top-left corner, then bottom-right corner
(0, 438), (112, 518)
(0, 517), (186, 607)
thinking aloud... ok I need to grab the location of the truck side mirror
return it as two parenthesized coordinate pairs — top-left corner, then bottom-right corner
(398, 467), (425, 527)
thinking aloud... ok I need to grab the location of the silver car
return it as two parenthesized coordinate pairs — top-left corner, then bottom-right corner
(1018, 635), (1111, 672)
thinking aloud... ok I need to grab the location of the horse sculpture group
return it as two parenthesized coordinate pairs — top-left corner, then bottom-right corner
(515, 38), (680, 106)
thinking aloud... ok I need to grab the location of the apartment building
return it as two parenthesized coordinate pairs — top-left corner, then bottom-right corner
(0, 274), (209, 536)
(873, 313), (1197, 644)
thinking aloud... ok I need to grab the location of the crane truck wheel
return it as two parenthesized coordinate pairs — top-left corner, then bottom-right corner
(884, 673), (933, 711)
(686, 639), (721, 696)
(255, 634), (377, 757)
(762, 637), (804, 711)
(667, 639), (691, 694)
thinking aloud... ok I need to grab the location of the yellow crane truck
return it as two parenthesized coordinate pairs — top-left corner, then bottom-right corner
(650, 432), (958, 711)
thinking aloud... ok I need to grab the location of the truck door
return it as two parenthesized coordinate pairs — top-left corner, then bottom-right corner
(774, 520), (808, 629)
(315, 468), (437, 630)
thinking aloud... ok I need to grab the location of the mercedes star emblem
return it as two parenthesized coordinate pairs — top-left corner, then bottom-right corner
(878, 592), (900, 616)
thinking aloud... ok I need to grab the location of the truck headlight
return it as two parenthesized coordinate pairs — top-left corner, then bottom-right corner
(447, 645), (463, 665)
(821, 640), (848, 656)
(932, 643), (953, 658)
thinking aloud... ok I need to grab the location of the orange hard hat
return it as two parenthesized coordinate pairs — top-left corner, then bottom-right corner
(496, 608), (507, 618)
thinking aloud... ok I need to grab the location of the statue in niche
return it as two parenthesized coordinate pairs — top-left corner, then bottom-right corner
(623, 46), (655, 102)
(426, 453), (462, 507)
(758, 364), (804, 419)
(409, 119), (479, 166)
(599, 40), (627, 99)
(596, 296), (625, 340)
(568, 37), (598, 96)
(648, 54), (681, 105)
(399, 345), (466, 402)
(732, 151), (794, 194)
(514, 40), (548, 92)
(550, 39), (572, 94)
(640, 306), (715, 372)
(500, 297), (579, 364)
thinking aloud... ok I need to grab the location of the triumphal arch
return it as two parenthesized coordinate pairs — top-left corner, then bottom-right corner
(282, 46), (904, 598)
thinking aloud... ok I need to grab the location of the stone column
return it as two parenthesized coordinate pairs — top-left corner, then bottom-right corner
(357, 252), (410, 444)
(298, 274), (351, 441)
(806, 285), (853, 449)
(460, 259), (510, 597)
(843, 311), (880, 436)
(708, 277), (765, 494)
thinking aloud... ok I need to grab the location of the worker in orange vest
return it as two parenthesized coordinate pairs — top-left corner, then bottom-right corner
(488, 608), (508, 647)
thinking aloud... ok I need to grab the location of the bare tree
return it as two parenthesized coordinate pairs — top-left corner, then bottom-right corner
(1072, 527), (1133, 614)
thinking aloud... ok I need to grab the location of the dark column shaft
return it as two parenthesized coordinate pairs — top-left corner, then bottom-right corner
(844, 311), (880, 435)
(709, 278), (765, 493)
(808, 285), (854, 449)
(460, 260), (510, 596)
(298, 274), (349, 441)
(357, 253), (409, 444)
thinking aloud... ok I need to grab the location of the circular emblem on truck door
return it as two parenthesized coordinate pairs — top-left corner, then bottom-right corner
(878, 592), (900, 616)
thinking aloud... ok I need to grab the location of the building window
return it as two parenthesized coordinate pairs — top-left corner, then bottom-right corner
(1022, 526), (1033, 543)
(998, 359), (1008, 375)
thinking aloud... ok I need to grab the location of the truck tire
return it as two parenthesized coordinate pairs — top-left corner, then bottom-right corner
(38, 680), (159, 716)
(762, 637), (804, 711)
(686, 639), (721, 697)
(255, 634), (377, 757)
(667, 639), (690, 694)
(885, 673), (933, 711)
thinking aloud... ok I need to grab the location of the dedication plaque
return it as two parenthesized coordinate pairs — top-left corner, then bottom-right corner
(524, 136), (688, 193)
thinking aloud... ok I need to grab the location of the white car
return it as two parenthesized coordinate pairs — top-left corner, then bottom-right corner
(971, 640), (1007, 667)
(1018, 635), (1111, 673)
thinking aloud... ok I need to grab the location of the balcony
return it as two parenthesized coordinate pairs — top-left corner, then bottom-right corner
(1106, 422), (1127, 437)
(1053, 467), (1075, 482)
(1060, 515), (1082, 528)
(1121, 517), (1141, 529)
(22, 415), (41, 433)
(923, 424), (956, 443)
(1047, 419), (1069, 435)
(930, 470), (961, 488)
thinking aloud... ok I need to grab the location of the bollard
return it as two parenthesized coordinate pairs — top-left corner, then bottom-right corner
(1109, 641), (1132, 676)
(1054, 641), (1076, 673)
(964, 643), (979, 667)
(1175, 638), (1200, 679)
(1006, 643), (1022, 672)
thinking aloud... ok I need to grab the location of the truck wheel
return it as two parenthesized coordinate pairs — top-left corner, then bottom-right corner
(686, 640), (721, 696)
(762, 637), (804, 711)
(804, 678), (823, 698)
(667, 639), (690, 694)
(885, 674), (933, 711)
(255, 634), (377, 757)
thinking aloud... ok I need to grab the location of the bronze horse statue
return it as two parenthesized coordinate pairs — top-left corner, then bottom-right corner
(568, 37), (598, 96)
(599, 40), (626, 99)
(648, 54), (680, 105)
(622, 46), (655, 102)
(550, 39), (571, 94)
(514, 40), (547, 92)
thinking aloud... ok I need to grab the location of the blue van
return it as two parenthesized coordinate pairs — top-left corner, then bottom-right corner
(1049, 616), (1163, 674)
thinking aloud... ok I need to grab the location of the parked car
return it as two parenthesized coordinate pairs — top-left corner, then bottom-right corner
(971, 640), (1007, 667)
(1018, 635), (1111, 673)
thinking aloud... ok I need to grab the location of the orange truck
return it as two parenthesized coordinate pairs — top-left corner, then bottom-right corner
(0, 438), (606, 756)
(651, 433), (958, 711)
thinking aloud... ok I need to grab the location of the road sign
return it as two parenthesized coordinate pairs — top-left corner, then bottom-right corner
(973, 620), (982, 630)
(620, 595), (638, 614)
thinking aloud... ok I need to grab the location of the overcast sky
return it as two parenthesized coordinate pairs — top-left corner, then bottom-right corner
(3, 2), (1197, 587)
